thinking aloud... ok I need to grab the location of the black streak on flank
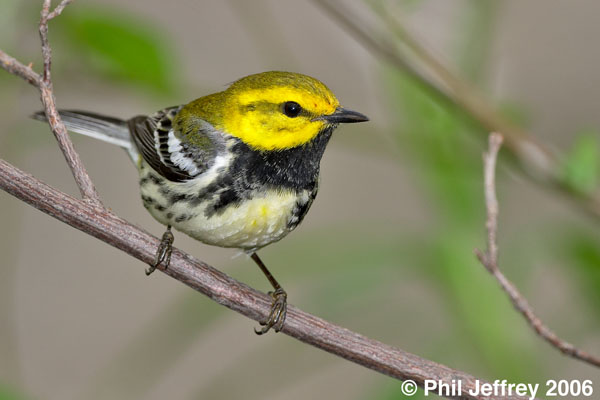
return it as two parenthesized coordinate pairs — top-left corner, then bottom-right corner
(175, 214), (192, 223)
(206, 189), (241, 217)
(290, 189), (317, 229)
(167, 192), (190, 205)
(141, 195), (155, 204)
(148, 174), (164, 186)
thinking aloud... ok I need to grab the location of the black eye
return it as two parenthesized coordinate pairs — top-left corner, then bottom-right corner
(282, 101), (302, 118)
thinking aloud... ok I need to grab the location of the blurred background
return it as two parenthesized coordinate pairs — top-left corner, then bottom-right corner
(1, 0), (599, 399)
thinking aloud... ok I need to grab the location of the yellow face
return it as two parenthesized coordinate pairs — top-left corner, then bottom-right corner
(220, 72), (340, 151)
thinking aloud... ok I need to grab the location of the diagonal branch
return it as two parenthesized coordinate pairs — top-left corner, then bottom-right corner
(476, 133), (600, 369)
(0, 158), (531, 400)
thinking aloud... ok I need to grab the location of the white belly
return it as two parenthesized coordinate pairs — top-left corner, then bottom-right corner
(141, 180), (308, 251)
(175, 189), (304, 250)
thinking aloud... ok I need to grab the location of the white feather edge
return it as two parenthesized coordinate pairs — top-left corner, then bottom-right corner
(167, 130), (202, 176)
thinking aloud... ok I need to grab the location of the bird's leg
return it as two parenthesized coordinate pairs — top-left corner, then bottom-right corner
(146, 226), (174, 276)
(250, 252), (287, 335)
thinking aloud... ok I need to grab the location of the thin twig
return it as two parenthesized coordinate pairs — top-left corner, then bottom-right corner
(48, 0), (74, 20)
(35, 0), (101, 203)
(481, 133), (502, 269)
(0, 50), (41, 86)
(476, 133), (600, 369)
(40, 0), (53, 83)
(311, 0), (600, 222)
(0, 159), (531, 400)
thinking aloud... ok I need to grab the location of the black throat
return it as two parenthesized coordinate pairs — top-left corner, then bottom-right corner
(232, 125), (334, 192)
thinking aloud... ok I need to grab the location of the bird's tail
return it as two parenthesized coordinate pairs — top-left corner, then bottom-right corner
(32, 110), (138, 161)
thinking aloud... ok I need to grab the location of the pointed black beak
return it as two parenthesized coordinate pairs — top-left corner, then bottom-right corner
(315, 107), (369, 124)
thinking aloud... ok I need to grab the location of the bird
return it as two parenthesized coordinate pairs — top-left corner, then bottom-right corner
(34, 71), (368, 334)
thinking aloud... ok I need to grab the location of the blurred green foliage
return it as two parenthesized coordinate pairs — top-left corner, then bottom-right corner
(0, 384), (27, 400)
(387, 66), (537, 381)
(377, 1), (559, 398)
(562, 132), (599, 195)
(55, 6), (179, 94)
(397, 0), (425, 11)
(376, 1), (600, 399)
(559, 228), (600, 311)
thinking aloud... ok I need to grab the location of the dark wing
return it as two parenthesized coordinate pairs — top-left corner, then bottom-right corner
(128, 106), (223, 182)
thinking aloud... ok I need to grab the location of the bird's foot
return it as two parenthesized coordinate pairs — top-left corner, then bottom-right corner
(255, 288), (287, 335)
(146, 227), (174, 276)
